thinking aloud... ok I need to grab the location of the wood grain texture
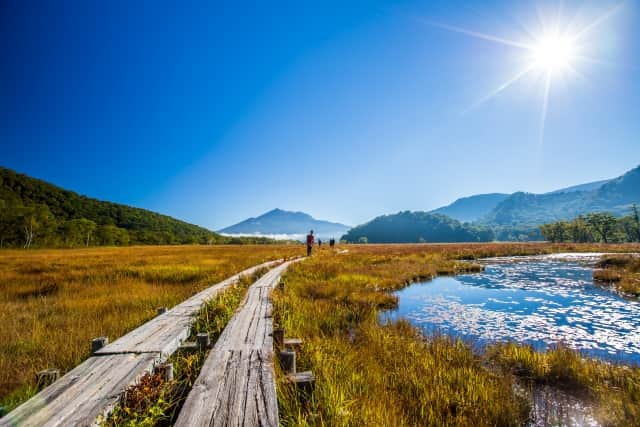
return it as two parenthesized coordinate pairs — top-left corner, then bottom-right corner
(95, 260), (281, 357)
(174, 260), (299, 427)
(0, 353), (157, 427)
(1, 260), (282, 427)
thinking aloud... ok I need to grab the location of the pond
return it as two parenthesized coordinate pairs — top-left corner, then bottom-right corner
(384, 253), (640, 365)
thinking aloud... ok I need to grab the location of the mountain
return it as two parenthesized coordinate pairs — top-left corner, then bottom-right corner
(482, 166), (640, 226)
(341, 211), (494, 243)
(0, 166), (226, 246)
(220, 208), (350, 240)
(545, 179), (611, 195)
(430, 193), (509, 222)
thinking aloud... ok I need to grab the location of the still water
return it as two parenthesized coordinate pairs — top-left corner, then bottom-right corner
(384, 254), (640, 364)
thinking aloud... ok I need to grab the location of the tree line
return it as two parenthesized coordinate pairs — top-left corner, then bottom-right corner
(1, 199), (158, 248)
(539, 206), (640, 243)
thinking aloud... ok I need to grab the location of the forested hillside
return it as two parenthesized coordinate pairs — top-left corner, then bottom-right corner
(341, 211), (494, 243)
(0, 167), (246, 247)
(482, 166), (640, 226)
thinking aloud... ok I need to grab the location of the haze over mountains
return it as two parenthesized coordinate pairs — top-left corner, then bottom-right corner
(219, 209), (350, 241)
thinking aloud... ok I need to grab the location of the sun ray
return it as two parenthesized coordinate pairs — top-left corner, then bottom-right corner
(427, 21), (532, 50)
(463, 63), (537, 114)
(539, 72), (552, 146)
(429, 2), (617, 147)
(571, 2), (624, 41)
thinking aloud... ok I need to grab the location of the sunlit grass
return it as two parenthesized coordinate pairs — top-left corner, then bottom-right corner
(273, 243), (640, 426)
(593, 254), (640, 297)
(0, 245), (301, 410)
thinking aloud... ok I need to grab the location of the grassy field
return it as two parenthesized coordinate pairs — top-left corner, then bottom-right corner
(273, 243), (640, 426)
(3, 242), (640, 424)
(0, 245), (301, 410)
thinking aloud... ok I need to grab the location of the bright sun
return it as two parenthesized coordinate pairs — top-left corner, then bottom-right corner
(433, 2), (621, 144)
(532, 34), (575, 73)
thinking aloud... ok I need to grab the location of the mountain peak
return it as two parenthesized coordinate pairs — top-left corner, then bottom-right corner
(219, 209), (350, 240)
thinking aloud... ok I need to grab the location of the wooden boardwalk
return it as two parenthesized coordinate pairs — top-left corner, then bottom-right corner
(174, 260), (297, 427)
(1, 260), (282, 427)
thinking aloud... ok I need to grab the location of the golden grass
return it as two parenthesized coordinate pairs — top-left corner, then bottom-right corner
(273, 243), (640, 426)
(0, 245), (301, 409)
(594, 254), (640, 297)
(488, 343), (640, 424)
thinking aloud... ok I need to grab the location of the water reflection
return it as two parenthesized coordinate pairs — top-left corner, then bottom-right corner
(384, 256), (640, 364)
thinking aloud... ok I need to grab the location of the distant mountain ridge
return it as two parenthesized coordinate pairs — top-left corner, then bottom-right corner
(429, 167), (637, 227)
(220, 208), (350, 240)
(431, 193), (509, 223)
(482, 166), (640, 226)
(350, 166), (639, 243)
(545, 179), (611, 195)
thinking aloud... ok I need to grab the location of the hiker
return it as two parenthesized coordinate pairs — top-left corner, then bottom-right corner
(318, 239), (322, 247)
(306, 230), (314, 256)
(330, 238), (335, 248)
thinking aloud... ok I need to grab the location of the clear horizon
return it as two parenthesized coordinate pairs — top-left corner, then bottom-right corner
(2, 0), (638, 229)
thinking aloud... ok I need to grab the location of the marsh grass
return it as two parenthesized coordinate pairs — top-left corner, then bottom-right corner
(488, 342), (640, 425)
(273, 243), (640, 426)
(0, 245), (300, 410)
(594, 254), (640, 297)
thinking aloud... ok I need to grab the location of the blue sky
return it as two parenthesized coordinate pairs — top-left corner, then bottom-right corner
(1, 0), (638, 229)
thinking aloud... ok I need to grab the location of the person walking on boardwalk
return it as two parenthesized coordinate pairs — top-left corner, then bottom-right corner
(306, 230), (315, 256)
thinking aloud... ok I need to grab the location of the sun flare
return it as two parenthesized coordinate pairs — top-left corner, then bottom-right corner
(532, 34), (575, 73)
(432, 2), (622, 144)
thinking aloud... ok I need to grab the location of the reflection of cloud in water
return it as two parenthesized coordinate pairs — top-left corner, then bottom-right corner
(387, 258), (640, 364)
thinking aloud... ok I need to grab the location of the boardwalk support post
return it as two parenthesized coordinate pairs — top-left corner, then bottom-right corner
(177, 342), (198, 354)
(286, 371), (315, 394)
(197, 333), (211, 350)
(91, 337), (109, 354)
(154, 362), (174, 382)
(279, 350), (296, 374)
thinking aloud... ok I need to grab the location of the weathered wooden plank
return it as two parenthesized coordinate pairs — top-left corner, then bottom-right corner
(0, 353), (158, 427)
(1, 260), (284, 427)
(174, 260), (297, 427)
(95, 260), (281, 357)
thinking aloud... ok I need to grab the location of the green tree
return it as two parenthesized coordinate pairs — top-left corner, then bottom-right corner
(18, 204), (56, 248)
(632, 204), (640, 242)
(585, 212), (618, 243)
(540, 221), (569, 242)
(61, 219), (97, 247)
(568, 216), (593, 243)
(95, 224), (130, 246)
